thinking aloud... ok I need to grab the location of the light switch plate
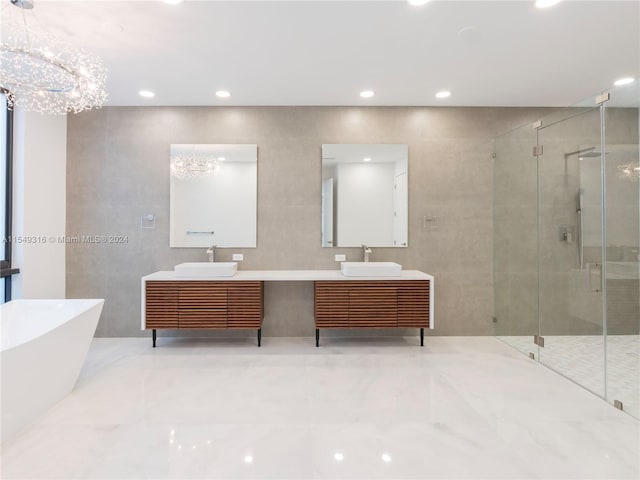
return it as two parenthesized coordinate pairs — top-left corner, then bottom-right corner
(232, 253), (244, 261)
(335, 254), (346, 262)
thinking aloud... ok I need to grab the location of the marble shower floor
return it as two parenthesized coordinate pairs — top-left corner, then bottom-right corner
(498, 335), (640, 419)
(1, 336), (638, 479)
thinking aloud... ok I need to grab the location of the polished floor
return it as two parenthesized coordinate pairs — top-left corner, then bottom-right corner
(1, 336), (638, 479)
(498, 335), (640, 419)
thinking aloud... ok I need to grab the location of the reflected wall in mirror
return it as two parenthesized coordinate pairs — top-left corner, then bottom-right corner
(321, 144), (408, 247)
(170, 144), (257, 248)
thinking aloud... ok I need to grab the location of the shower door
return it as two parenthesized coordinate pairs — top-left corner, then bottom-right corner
(603, 100), (640, 418)
(493, 121), (539, 356)
(536, 106), (605, 397)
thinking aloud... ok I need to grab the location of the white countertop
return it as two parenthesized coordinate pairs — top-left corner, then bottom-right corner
(142, 269), (433, 282)
(141, 269), (435, 330)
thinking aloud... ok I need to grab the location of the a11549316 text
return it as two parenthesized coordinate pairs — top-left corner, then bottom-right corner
(2, 235), (129, 244)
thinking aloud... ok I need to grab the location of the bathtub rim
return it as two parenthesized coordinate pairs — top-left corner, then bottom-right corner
(0, 299), (105, 353)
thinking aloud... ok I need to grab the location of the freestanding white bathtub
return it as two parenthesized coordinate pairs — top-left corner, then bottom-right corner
(1, 299), (104, 444)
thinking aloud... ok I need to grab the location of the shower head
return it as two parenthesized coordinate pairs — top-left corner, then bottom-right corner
(564, 147), (599, 159)
(578, 151), (603, 159)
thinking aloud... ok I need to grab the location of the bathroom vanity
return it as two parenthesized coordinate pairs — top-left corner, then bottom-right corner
(142, 274), (264, 347)
(141, 269), (433, 347)
(315, 279), (430, 346)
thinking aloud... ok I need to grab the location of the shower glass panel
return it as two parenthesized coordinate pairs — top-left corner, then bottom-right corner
(493, 122), (539, 358)
(537, 106), (604, 398)
(494, 85), (639, 419)
(603, 84), (639, 418)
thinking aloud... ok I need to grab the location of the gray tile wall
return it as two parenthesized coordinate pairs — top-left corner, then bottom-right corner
(66, 106), (547, 338)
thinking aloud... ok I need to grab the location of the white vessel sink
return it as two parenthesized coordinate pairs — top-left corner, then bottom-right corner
(174, 262), (238, 277)
(341, 262), (402, 277)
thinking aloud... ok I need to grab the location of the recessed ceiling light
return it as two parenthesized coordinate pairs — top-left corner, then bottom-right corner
(244, 455), (253, 464)
(139, 90), (155, 98)
(435, 90), (451, 99)
(614, 77), (635, 86)
(535, 0), (561, 8)
(381, 453), (392, 463)
(334, 453), (344, 461)
(360, 90), (375, 98)
(363, 157), (371, 162)
(408, 0), (431, 5)
(216, 90), (231, 98)
(163, 0), (183, 4)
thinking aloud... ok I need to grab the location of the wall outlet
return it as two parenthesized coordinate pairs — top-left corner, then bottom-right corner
(334, 254), (346, 262)
(232, 253), (244, 261)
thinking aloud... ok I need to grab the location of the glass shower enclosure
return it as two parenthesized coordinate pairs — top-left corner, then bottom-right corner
(494, 82), (640, 418)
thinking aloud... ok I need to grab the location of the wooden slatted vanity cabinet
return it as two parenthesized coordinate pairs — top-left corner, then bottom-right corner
(314, 279), (430, 346)
(142, 270), (433, 347)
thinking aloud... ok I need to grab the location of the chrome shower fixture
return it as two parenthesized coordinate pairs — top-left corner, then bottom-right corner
(564, 147), (601, 159)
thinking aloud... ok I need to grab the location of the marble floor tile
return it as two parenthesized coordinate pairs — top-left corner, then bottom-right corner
(1, 336), (638, 479)
(498, 335), (639, 419)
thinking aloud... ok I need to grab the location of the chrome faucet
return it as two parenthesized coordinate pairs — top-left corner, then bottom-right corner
(362, 245), (372, 262)
(206, 244), (217, 262)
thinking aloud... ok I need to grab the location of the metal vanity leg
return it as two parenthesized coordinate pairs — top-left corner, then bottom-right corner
(316, 328), (319, 347)
(152, 329), (157, 348)
(257, 328), (262, 347)
(420, 328), (424, 347)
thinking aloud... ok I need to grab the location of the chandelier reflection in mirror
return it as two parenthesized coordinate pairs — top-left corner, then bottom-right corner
(0, 0), (108, 114)
(618, 161), (640, 182)
(170, 150), (224, 180)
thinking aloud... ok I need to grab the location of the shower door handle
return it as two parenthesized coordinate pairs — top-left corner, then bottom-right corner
(587, 263), (602, 293)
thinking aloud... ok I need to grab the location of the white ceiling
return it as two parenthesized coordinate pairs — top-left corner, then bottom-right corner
(7, 0), (640, 107)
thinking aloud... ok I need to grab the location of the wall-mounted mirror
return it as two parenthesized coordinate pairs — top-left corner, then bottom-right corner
(170, 144), (257, 248)
(321, 144), (408, 247)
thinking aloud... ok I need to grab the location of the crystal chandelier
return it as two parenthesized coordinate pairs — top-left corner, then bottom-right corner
(0, 0), (108, 114)
(617, 161), (640, 182)
(170, 151), (224, 180)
